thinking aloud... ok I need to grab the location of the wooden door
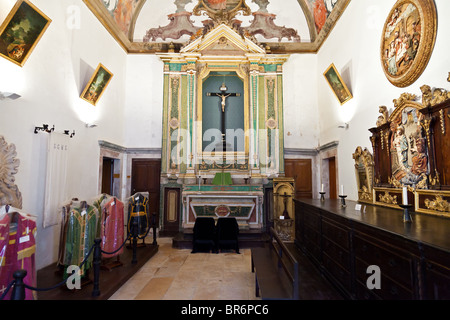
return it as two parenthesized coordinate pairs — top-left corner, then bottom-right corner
(131, 159), (161, 225)
(284, 159), (313, 199)
(329, 157), (337, 199)
(102, 158), (114, 195)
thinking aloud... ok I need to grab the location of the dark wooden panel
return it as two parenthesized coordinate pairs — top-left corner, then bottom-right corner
(285, 159), (312, 199)
(294, 198), (450, 300)
(131, 159), (161, 224)
(322, 218), (350, 250)
(101, 158), (113, 195)
(353, 235), (414, 290)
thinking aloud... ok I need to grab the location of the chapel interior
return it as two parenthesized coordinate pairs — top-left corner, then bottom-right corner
(1, 0), (450, 301)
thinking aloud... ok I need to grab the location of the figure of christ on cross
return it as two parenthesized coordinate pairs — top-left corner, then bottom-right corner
(206, 83), (241, 151)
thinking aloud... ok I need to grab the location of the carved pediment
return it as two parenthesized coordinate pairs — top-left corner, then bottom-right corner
(180, 23), (266, 56)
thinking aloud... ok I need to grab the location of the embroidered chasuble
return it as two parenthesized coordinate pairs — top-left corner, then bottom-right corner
(101, 197), (124, 258)
(91, 194), (110, 238)
(127, 193), (149, 238)
(63, 203), (98, 278)
(57, 200), (79, 267)
(0, 210), (37, 300)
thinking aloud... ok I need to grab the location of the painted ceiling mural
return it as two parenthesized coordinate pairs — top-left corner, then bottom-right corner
(84, 0), (350, 53)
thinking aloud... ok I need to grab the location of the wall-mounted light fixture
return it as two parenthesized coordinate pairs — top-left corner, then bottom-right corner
(0, 92), (21, 100)
(338, 123), (349, 129)
(85, 123), (97, 128)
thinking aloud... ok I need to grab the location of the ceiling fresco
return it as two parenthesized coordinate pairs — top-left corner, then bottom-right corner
(83, 0), (350, 54)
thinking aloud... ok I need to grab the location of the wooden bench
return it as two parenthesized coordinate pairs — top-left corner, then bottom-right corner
(251, 227), (299, 300)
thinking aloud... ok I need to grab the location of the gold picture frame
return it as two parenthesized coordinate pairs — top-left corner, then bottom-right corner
(323, 63), (353, 105)
(380, 0), (437, 88)
(80, 63), (113, 106)
(0, 0), (51, 67)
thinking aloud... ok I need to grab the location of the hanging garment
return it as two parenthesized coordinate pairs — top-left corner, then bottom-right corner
(89, 194), (111, 238)
(0, 208), (37, 300)
(56, 199), (79, 267)
(101, 197), (124, 258)
(63, 202), (98, 278)
(127, 193), (149, 238)
(43, 133), (71, 228)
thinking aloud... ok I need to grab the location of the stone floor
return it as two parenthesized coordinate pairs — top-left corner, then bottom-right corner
(109, 238), (258, 300)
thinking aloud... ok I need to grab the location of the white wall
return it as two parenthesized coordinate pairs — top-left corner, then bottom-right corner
(283, 54), (319, 150)
(123, 54), (164, 148)
(317, 0), (450, 201)
(0, 0), (127, 270)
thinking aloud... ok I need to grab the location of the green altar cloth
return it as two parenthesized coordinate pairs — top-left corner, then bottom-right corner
(212, 172), (233, 186)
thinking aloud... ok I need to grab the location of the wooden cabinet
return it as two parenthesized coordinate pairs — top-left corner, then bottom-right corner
(421, 244), (450, 299)
(294, 198), (450, 300)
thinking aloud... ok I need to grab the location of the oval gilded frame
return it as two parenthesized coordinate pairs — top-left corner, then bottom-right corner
(380, 0), (437, 88)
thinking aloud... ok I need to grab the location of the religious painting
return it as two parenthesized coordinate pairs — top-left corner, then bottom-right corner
(305, 0), (338, 34)
(381, 0), (437, 88)
(101, 0), (141, 35)
(323, 63), (352, 105)
(80, 63), (113, 106)
(204, 0), (241, 11)
(0, 0), (51, 67)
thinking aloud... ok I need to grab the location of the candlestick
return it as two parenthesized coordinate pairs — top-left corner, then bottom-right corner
(399, 204), (413, 223)
(321, 184), (324, 193)
(339, 195), (347, 208)
(340, 185), (344, 196)
(319, 192), (326, 202)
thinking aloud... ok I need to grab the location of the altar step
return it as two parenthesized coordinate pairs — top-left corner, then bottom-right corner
(172, 229), (271, 250)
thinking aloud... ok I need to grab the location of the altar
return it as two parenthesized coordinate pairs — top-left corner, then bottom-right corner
(182, 184), (264, 230)
(156, 6), (290, 235)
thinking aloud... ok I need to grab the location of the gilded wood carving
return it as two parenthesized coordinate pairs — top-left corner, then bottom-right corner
(380, 0), (437, 88)
(353, 146), (374, 203)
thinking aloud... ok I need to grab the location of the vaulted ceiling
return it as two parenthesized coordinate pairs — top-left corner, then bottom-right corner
(83, 0), (350, 54)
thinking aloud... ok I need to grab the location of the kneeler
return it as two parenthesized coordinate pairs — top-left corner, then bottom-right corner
(216, 217), (240, 254)
(192, 217), (217, 253)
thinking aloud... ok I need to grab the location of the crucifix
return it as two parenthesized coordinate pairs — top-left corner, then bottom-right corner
(206, 83), (240, 151)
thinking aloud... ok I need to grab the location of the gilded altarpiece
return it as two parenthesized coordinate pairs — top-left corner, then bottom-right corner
(367, 77), (450, 218)
(157, 23), (289, 231)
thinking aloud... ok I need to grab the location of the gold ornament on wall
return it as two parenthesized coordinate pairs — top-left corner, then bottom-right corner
(380, 0), (437, 88)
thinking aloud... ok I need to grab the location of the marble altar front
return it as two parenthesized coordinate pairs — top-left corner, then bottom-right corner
(181, 184), (264, 230)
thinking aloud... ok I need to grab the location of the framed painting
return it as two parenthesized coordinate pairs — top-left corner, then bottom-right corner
(0, 0), (51, 67)
(80, 64), (113, 106)
(323, 63), (352, 105)
(381, 0), (437, 88)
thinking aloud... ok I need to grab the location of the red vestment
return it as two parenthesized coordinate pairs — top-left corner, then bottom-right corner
(101, 197), (124, 258)
(0, 211), (37, 300)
